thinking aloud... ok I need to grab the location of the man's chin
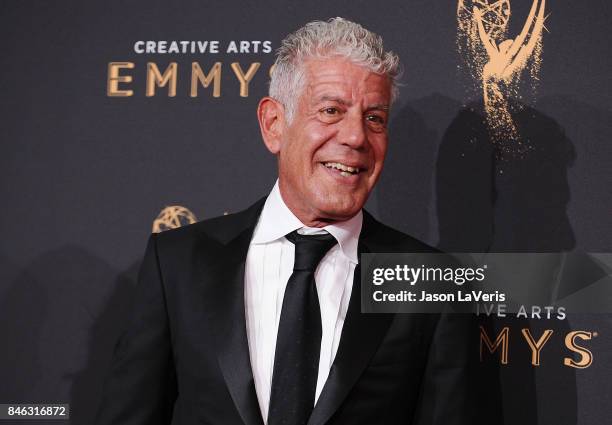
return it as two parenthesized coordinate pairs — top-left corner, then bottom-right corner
(313, 197), (365, 222)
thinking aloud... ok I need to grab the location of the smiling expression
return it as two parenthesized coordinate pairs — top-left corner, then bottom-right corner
(269, 57), (392, 226)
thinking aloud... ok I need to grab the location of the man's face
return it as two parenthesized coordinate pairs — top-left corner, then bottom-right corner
(276, 57), (391, 224)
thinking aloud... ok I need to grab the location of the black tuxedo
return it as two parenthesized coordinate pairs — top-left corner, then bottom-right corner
(95, 197), (483, 425)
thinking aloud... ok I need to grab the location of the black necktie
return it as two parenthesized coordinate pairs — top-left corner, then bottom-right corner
(267, 230), (338, 425)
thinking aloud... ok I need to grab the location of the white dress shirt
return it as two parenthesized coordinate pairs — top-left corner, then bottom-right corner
(244, 180), (362, 423)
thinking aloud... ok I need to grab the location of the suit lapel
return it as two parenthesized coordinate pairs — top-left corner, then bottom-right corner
(307, 213), (395, 425)
(199, 199), (266, 425)
(199, 202), (397, 425)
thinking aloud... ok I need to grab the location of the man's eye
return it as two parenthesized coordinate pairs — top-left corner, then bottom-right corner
(318, 107), (343, 123)
(366, 114), (386, 125)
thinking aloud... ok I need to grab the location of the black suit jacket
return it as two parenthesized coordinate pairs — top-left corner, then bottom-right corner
(95, 197), (481, 425)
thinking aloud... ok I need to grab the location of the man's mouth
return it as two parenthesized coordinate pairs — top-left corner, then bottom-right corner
(323, 162), (362, 177)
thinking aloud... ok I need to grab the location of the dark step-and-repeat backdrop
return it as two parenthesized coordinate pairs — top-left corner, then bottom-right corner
(1, 1), (611, 424)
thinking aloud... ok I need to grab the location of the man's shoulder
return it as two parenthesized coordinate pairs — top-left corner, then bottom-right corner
(153, 196), (266, 249)
(151, 199), (438, 255)
(362, 210), (440, 254)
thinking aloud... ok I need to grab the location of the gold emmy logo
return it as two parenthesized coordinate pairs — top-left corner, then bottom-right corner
(152, 205), (197, 233)
(457, 0), (548, 142)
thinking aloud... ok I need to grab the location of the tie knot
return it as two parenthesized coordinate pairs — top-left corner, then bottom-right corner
(285, 230), (338, 271)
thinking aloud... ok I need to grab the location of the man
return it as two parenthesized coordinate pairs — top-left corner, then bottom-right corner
(95, 18), (476, 425)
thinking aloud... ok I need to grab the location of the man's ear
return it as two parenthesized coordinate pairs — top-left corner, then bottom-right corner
(257, 96), (285, 154)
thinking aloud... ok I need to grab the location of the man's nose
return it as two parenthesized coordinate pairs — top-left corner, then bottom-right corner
(339, 112), (367, 150)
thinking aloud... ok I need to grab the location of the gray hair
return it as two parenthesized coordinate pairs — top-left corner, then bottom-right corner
(269, 17), (401, 122)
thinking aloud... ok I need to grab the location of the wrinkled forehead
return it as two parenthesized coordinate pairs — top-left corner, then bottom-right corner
(299, 57), (392, 106)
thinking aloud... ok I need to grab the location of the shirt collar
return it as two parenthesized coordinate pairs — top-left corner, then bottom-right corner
(251, 180), (362, 263)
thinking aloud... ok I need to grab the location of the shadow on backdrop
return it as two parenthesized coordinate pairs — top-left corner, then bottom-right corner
(377, 93), (461, 244)
(436, 100), (577, 425)
(0, 247), (139, 425)
(378, 94), (504, 425)
(70, 260), (140, 425)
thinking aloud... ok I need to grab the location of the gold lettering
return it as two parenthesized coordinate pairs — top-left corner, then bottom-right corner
(564, 331), (593, 369)
(480, 326), (509, 364)
(231, 62), (261, 97)
(146, 62), (178, 97)
(107, 62), (134, 97)
(521, 328), (553, 366)
(191, 62), (222, 98)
